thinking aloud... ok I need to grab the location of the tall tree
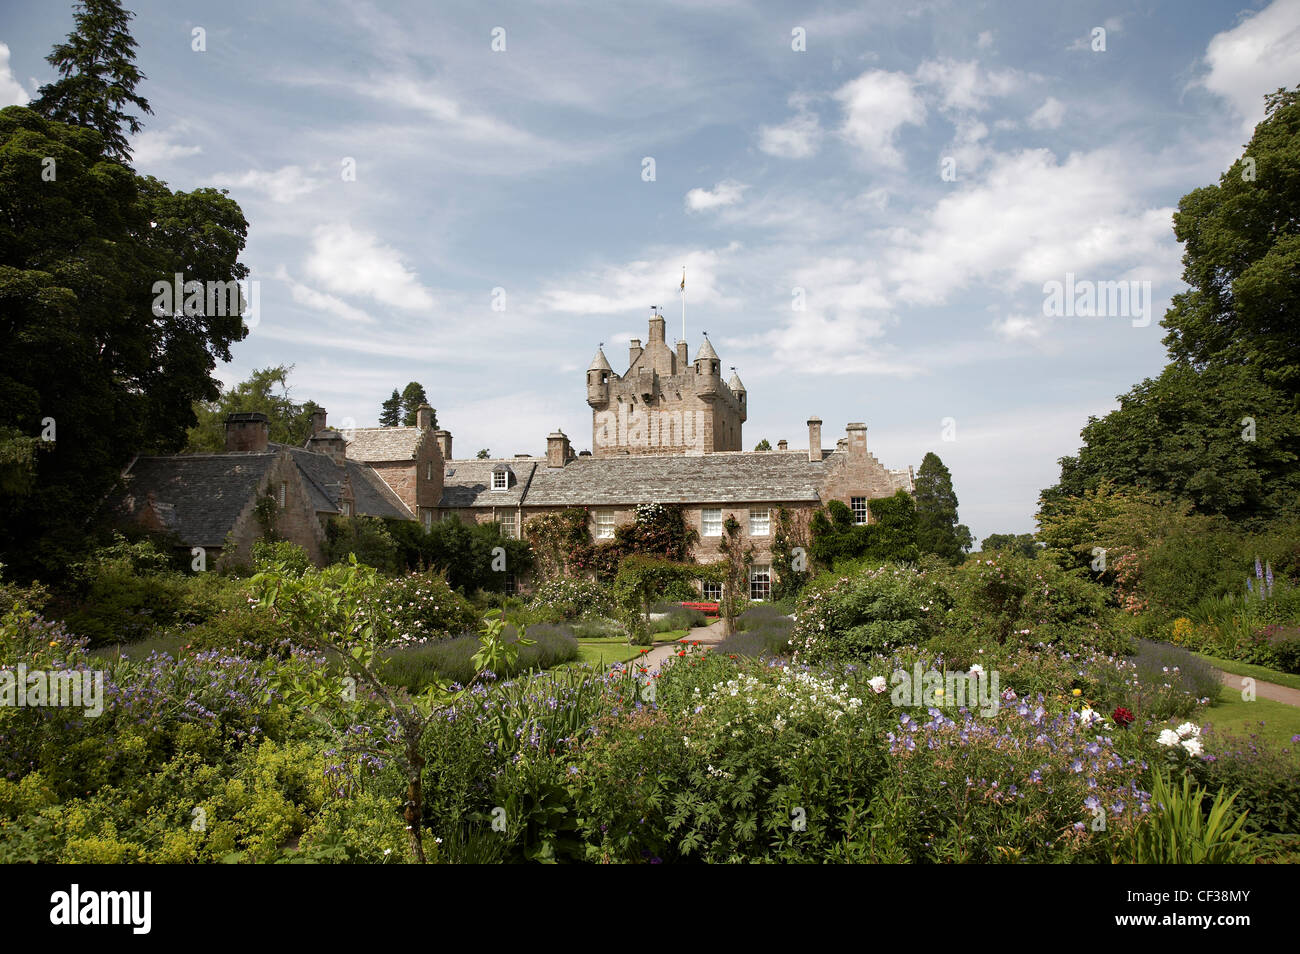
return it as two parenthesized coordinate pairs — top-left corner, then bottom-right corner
(913, 452), (970, 563)
(399, 381), (431, 427)
(476, 449), (490, 459)
(0, 106), (249, 577)
(185, 366), (321, 453)
(30, 0), (152, 163)
(753, 438), (771, 451)
(379, 389), (403, 428)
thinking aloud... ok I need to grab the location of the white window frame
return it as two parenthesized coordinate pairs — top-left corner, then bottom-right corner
(701, 507), (722, 537)
(851, 496), (868, 525)
(748, 508), (771, 537)
(702, 580), (723, 601)
(749, 564), (771, 601)
(422, 509), (433, 528)
(496, 511), (517, 539)
(341, 500), (353, 516)
(492, 469), (508, 491)
(278, 481), (287, 508)
(594, 510), (616, 540)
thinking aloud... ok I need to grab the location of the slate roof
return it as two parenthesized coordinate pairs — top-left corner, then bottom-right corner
(440, 459), (537, 507)
(117, 453), (277, 548)
(345, 427), (423, 461)
(278, 445), (411, 520)
(520, 450), (832, 507)
(347, 461), (413, 518)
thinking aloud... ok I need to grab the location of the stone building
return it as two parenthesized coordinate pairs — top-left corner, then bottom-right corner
(114, 313), (913, 597)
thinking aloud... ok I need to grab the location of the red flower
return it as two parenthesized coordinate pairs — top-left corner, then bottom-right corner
(1112, 706), (1135, 728)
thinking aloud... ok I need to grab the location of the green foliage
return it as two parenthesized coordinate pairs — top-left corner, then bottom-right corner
(251, 539), (310, 577)
(0, 104), (249, 577)
(526, 578), (613, 622)
(613, 555), (720, 645)
(809, 491), (919, 569)
(979, 532), (1040, 559)
(386, 515), (532, 592)
(770, 506), (809, 602)
(379, 389), (403, 428)
(789, 562), (946, 664)
(1124, 771), (1260, 864)
(913, 452), (971, 563)
(63, 535), (186, 644)
(398, 382), (430, 427)
(185, 365), (321, 454)
(30, 0), (152, 163)
(753, 438), (771, 451)
(373, 571), (479, 644)
(325, 516), (400, 574)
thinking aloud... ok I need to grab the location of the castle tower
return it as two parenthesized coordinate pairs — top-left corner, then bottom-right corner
(588, 314), (745, 457)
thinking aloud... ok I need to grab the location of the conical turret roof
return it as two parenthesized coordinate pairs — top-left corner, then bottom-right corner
(588, 347), (612, 372)
(727, 370), (745, 392)
(696, 336), (719, 361)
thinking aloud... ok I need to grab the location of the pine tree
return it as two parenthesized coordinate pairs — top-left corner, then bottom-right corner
(379, 390), (403, 427)
(31, 0), (153, 162)
(914, 452), (969, 563)
(476, 449), (490, 459)
(400, 382), (430, 427)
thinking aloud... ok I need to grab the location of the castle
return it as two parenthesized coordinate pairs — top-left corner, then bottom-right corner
(115, 312), (914, 597)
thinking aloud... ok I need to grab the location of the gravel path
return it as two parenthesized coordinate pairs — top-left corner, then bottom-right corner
(1215, 669), (1300, 707)
(632, 619), (729, 673)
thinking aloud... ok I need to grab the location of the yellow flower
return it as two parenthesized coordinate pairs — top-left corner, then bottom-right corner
(49, 640), (58, 647)
(1071, 688), (1082, 697)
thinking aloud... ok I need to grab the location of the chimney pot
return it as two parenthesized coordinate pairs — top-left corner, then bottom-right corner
(416, 403), (433, 431)
(777, 439), (788, 451)
(310, 408), (327, 435)
(433, 429), (452, 461)
(807, 417), (823, 463)
(225, 412), (270, 453)
(546, 429), (571, 468)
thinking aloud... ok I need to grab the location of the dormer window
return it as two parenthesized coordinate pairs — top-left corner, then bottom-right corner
(491, 464), (511, 491)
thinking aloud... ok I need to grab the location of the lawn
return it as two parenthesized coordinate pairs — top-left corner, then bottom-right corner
(1192, 652), (1300, 692)
(572, 629), (694, 669)
(1198, 685), (1300, 752)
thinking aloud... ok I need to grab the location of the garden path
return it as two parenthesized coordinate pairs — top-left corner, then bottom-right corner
(636, 619), (728, 673)
(1214, 670), (1300, 707)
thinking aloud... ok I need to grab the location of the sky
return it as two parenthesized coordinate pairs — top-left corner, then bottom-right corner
(3, 0), (1299, 543)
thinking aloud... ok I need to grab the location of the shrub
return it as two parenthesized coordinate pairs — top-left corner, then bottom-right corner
(251, 540), (311, 576)
(62, 537), (189, 645)
(373, 571), (479, 646)
(790, 563), (947, 664)
(376, 623), (579, 690)
(528, 578), (613, 622)
(1123, 771), (1260, 864)
(1192, 729), (1300, 837)
(324, 516), (400, 574)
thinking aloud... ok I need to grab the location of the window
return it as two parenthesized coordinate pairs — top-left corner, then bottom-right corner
(503, 575), (517, 596)
(851, 496), (868, 525)
(749, 508), (770, 537)
(426, 462), (433, 481)
(492, 469), (508, 491)
(702, 581), (723, 601)
(595, 510), (616, 540)
(422, 510), (433, 528)
(701, 508), (722, 537)
(496, 511), (517, 539)
(278, 482), (287, 508)
(341, 500), (353, 516)
(750, 565), (771, 601)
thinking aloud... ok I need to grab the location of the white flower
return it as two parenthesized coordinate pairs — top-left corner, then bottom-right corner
(1079, 707), (1103, 727)
(868, 675), (888, 694)
(968, 664), (984, 676)
(1175, 722), (1200, 739)
(1157, 729), (1180, 747)
(1180, 737), (1203, 757)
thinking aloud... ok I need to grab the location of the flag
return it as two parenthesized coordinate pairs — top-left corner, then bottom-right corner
(680, 269), (686, 292)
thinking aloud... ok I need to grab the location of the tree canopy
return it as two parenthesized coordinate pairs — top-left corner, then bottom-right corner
(184, 365), (321, 453)
(913, 452), (972, 563)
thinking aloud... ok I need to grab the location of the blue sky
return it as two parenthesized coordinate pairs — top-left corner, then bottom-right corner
(3, 0), (1298, 542)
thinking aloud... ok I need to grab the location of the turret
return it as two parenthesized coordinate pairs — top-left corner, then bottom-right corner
(694, 335), (720, 400)
(727, 370), (747, 422)
(587, 347), (613, 407)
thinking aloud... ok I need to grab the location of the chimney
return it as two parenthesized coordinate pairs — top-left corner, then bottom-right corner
(546, 429), (570, 467)
(416, 403), (433, 431)
(846, 422), (867, 455)
(777, 439), (788, 451)
(629, 338), (642, 367)
(807, 417), (823, 462)
(225, 412), (270, 453)
(648, 313), (666, 343)
(307, 429), (347, 466)
(676, 340), (688, 372)
(310, 408), (327, 435)
(433, 429), (452, 461)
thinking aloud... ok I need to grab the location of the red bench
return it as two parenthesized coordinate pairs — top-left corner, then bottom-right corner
(680, 601), (720, 616)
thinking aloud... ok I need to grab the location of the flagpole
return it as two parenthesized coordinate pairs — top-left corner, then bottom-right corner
(680, 267), (686, 343)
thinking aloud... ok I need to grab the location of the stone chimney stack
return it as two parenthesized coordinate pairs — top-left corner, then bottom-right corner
(777, 439), (788, 451)
(310, 408), (327, 436)
(846, 422), (867, 455)
(648, 313), (666, 343)
(629, 338), (643, 367)
(433, 429), (452, 461)
(416, 403), (433, 431)
(546, 429), (571, 468)
(807, 417), (823, 462)
(676, 340), (688, 372)
(225, 412), (270, 453)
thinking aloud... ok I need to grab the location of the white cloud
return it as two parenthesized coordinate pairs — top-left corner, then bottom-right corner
(1028, 96), (1066, 129)
(834, 70), (926, 167)
(1199, 0), (1300, 133)
(212, 165), (318, 204)
(882, 147), (1180, 305)
(304, 224), (435, 312)
(758, 111), (822, 158)
(991, 314), (1045, 341)
(976, 31), (995, 51)
(0, 44), (27, 107)
(273, 265), (375, 324)
(685, 179), (747, 212)
(540, 246), (736, 315)
(915, 58), (1025, 112)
